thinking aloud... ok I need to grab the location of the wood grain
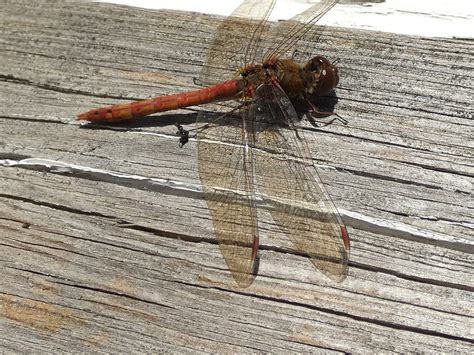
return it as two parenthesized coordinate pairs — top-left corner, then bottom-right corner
(1, 0), (473, 352)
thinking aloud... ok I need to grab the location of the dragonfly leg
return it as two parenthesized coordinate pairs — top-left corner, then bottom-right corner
(291, 48), (300, 60)
(192, 76), (215, 87)
(305, 97), (348, 126)
(291, 48), (312, 61)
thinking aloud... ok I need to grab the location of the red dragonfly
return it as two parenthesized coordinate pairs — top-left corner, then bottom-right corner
(78, 0), (349, 287)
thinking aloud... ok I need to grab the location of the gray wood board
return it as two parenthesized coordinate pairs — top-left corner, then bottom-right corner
(1, 0), (473, 353)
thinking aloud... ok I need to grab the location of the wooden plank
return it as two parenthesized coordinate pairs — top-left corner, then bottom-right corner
(1, 0), (473, 352)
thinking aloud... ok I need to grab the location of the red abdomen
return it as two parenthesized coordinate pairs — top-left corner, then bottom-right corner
(78, 80), (242, 122)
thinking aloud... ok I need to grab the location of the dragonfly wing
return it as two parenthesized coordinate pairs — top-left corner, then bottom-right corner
(197, 108), (259, 287)
(264, 0), (338, 60)
(198, 0), (276, 85)
(252, 83), (349, 281)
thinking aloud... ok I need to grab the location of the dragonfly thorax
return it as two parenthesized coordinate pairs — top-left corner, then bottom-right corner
(240, 59), (306, 99)
(239, 56), (339, 101)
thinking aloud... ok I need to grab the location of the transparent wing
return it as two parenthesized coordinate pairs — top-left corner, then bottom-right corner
(251, 83), (349, 281)
(198, 0), (275, 85)
(264, 0), (338, 61)
(197, 107), (259, 287)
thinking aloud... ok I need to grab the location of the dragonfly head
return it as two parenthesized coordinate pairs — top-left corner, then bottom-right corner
(302, 55), (339, 96)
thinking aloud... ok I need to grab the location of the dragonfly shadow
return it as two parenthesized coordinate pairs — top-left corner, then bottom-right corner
(188, 90), (342, 141)
(78, 112), (198, 130)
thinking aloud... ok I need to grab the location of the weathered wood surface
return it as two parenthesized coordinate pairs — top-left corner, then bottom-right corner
(1, 0), (473, 352)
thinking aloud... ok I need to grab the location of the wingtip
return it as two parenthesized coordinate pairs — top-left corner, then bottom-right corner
(341, 225), (350, 251)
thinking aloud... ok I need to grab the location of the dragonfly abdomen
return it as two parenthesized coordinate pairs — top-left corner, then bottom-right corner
(77, 79), (242, 122)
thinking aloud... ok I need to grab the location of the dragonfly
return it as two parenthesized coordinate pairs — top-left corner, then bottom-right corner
(78, 0), (350, 287)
